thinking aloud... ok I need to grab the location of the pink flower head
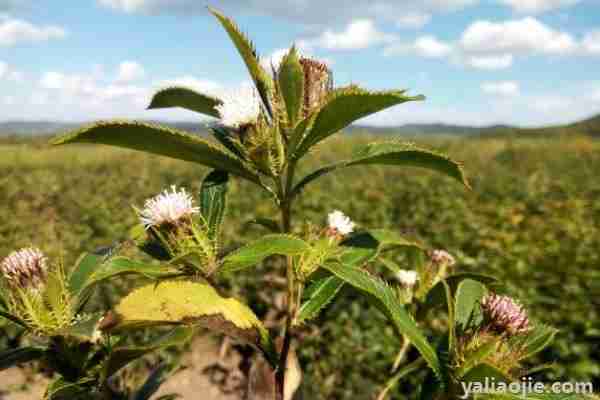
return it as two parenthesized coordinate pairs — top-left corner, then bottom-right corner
(430, 249), (456, 267)
(481, 293), (530, 335)
(0, 247), (48, 291)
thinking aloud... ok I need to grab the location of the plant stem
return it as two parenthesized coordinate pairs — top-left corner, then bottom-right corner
(275, 168), (296, 400)
(392, 334), (412, 372)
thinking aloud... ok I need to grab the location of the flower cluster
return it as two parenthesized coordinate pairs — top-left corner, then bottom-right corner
(0, 247), (48, 291)
(327, 210), (355, 236)
(215, 86), (262, 129)
(138, 185), (199, 229)
(481, 293), (530, 335)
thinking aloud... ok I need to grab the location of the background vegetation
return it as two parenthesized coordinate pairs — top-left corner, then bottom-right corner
(1, 131), (598, 399)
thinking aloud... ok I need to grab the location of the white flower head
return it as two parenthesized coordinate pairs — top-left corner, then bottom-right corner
(430, 249), (456, 267)
(1, 247), (48, 290)
(327, 210), (355, 236)
(396, 269), (419, 287)
(215, 85), (261, 129)
(139, 185), (199, 229)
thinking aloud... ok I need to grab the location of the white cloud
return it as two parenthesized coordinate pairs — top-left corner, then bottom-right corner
(0, 61), (24, 81)
(300, 19), (396, 50)
(582, 31), (600, 54)
(116, 61), (145, 82)
(0, 16), (66, 46)
(384, 35), (452, 58)
(498, 0), (580, 14)
(396, 12), (431, 29)
(98, 0), (477, 26)
(154, 76), (222, 95)
(460, 17), (577, 55)
(481, 81), (520, 96)
(463, 54), (513, 69)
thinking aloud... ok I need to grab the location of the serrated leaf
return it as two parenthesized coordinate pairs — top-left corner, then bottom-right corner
(322, 262), (441, 379)
(51, 121), (259, 183)
(107, 280), (276, 365)
(293, 141), (469, 196)
(83, 257), (178, 289)
(293, 87), (424, 159)
(104, 327), (192, 378)
(455, 279), (488, 331)
(218, 234), (310, 275)
(278, 47), (304, 126)
(209, 7), (274, 118)
(200, 170), (229, 240)
(422, 273), (498, 315)
(68, 252), (106, 298)
(211, 125), (246, 160)
(147, 86), (222, 118)
(519, 325), (558, 360)
(296, 276), (344, 324)
(0, 346), (46, 371)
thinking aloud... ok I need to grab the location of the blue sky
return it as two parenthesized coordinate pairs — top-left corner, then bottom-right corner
(1, 0), (599, 126)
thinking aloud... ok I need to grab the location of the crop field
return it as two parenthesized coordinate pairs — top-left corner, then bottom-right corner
(1, 133), (599, 399)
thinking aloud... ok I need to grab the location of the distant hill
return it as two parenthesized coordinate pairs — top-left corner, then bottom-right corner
(1, 113), (599, 137)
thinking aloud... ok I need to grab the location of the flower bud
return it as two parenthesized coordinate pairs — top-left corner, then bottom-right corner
(430, 249), (456, 267)
(395, 269), (418, 287)
(299, 57), (332, 117)
(0, 247), (48, 291)
(481, 293), (530, 335)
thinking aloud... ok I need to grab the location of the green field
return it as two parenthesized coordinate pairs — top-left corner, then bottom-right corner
(1, 133), (599, 398)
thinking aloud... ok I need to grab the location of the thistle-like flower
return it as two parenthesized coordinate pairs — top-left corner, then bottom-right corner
(215, 85), (261, 129)
(0, 247), (48, 291)
(327, 210), (355, 236)
(299, 57), (332, 117)
(430, 249), (456, 266)
(481, 293), (530, 335)
(138, 185), (199, 229)
(395, 269), (419, 287)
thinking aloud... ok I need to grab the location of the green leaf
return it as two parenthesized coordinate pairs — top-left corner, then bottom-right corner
(68, 252), (106, 297)
(277, 47), (304, 126)
(0, 346), (46, 371)
(104, 327), (192, 378)
(52, 121), (260, 183)
(209, 7), (274, 118)
(293, 141), (469, 196)
(62, 312), (104, 342)
(211, 125), (246, 160)
(83, 257), (178, 289)
(423, 273), (498, 314)
(519, 325), (558, 360)
(455, 279), (488, 331)
(45, 377), (93, 400)
(296, 276), (344, 324)
(293, 87), (425, 159)
(218, 234), (310, 275)
(134, 362), (179, 400)
(106, 280), (277, 366)
(0, 309), (29, 329)
(147, 86), (222, 118)
(321, 262), (441, 379)
(461, 362), (510, 385)
(455, 339), (499, 378)
(200, 170), (229, 240)
(245, 218), (281, 233)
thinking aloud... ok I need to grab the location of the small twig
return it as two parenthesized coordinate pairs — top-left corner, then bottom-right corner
(391, 335), (411, 372)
